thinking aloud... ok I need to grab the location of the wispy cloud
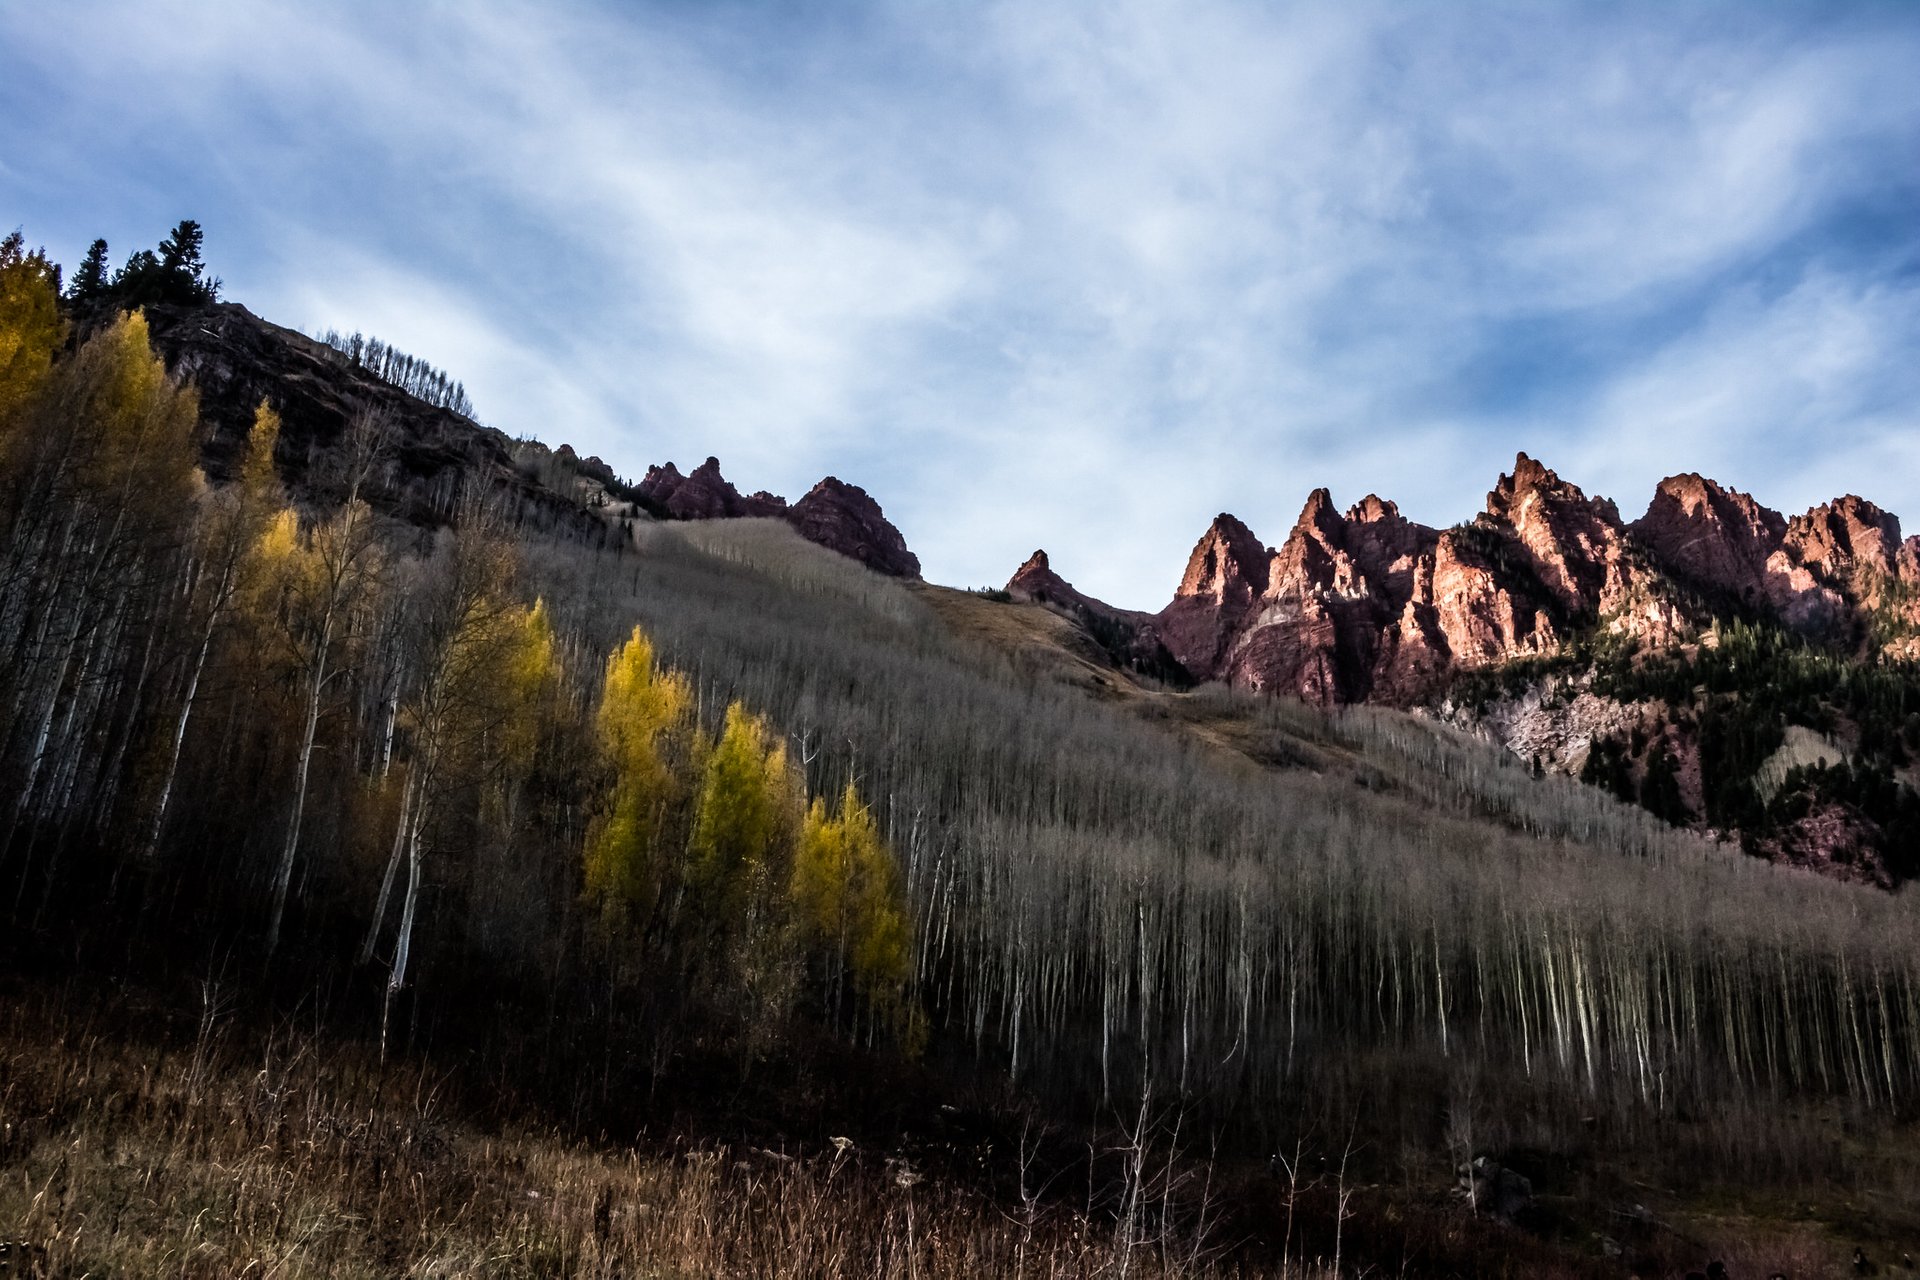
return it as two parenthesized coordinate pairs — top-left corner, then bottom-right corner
(5, 0), (1918, 607)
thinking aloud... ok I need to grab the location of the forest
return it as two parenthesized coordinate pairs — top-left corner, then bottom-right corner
(3, 226), (1919, 1275)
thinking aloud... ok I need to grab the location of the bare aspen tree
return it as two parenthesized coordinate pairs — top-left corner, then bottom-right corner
(262, 411), (387, 956)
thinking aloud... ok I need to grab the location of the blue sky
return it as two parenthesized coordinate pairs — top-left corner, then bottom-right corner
(6, 1), (1919, 608)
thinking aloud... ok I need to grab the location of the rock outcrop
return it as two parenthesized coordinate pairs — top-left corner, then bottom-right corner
(1169, 464), (1597, 706)
(141, 302), (604, 540)
(634, 458), (921, 579)
(1005, 551), (1187, 683)
(1631, 473), (1785, 605)
(1073, 452), (1920, 887)
(1143, 453), (1913, 710)
(1158, 514), (1272, 681)
(636, 456), (789, 521)
(787, 476), (920, 579)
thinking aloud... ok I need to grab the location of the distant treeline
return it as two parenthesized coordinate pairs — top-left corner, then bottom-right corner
(315, 328), (476, 418)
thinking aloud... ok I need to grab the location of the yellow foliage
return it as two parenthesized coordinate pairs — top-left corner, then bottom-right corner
(241, 400), (282, 499)
(37, 312), (200, 508)
(499, 598), (561, 765)
(584, 626), (692, 918)
(688, 702), (802, 919)
(791, 782), (914, 1013)
(251, 507), (311, 597)
(0, 232), (64, 426)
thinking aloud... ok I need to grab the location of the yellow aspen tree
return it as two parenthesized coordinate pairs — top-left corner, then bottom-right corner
(259, 413), (386, 956)
(0, 232), (64, 428)
(838, 786), (911, 1003)
(2, 312), (199, 876)
(376, 517), (524, 1024)
(502, 598), (559, 767)
(687, 701), (785, 921)
(790, 782), (917, 1045)
(147, 402), (284, 853)
(686, 701), (807, 1027)
(583, 625), (692, 922)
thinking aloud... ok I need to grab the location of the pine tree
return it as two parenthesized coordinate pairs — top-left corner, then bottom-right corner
(108, 222), (219, 309)
(157, 219), (218, 304)
(110, 249), (164, 308)
(65, 239), (110, 306)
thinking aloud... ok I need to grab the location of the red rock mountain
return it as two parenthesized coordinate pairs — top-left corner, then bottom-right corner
(636, 456), (789, 521)
(637, 457), (920, 579)
(1158, 514), (1272, 681)
(1025, 453), (1917, 708)
(787, 476), (921, 579)
(1631, 473), (1785, 605)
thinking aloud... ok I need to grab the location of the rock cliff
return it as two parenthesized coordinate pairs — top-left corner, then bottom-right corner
(1147, 452), (1912, 709)
(141, 302), (602, 539)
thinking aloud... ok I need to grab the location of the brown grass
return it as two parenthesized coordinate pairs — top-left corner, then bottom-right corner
(0, 990), (1322, 1279)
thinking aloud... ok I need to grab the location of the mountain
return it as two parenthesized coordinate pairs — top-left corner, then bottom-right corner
(138, 301), (607, 541)
(1015, 453), (1920, 884)
(1003, 549), (1188, 683)
(10, 254), (1920, 1275)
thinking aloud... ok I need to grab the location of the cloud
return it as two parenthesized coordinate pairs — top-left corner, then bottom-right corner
(5, 0), (1918, 607)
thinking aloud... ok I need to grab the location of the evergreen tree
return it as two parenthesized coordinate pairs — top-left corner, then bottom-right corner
(107, 222), (219, 309)
(110, 248), (164, 308)
(157, 219), (218, 303)
(66, 238), (110, 306)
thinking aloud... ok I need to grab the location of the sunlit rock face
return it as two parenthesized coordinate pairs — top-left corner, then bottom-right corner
(1157, 513), (1272, 681)
(1149, 454), (1914, 706)
(1632, 472), (1785, 605)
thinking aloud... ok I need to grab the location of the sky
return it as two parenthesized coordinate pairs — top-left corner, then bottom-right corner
(5, 1), (1919, 609)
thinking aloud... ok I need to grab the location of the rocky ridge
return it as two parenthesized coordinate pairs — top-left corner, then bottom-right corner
(1139, 452), (1915, 707)
(638, 457), (920, 579)
(1005, 550), (1185, 682)
(142, 302), (604, 540)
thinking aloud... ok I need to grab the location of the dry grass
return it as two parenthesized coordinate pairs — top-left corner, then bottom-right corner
(0, 993), (1316, 1279)
(912, 583), (1145, 698)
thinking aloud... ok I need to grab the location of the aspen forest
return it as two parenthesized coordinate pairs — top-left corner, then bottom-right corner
(3, 225), (1919, 1277)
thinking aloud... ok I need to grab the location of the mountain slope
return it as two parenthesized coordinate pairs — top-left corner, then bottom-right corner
(1017, 453), (1920, 884)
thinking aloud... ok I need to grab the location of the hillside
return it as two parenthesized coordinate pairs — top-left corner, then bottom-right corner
(1007, 458), (1920, 887)
(3, 234), (1919, 1275)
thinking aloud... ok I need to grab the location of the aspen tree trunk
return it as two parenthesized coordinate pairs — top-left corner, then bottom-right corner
(148, 560), (233, 856)
(266, 616), (332, 957)
(382, 752), (434, 1061)
(360, 770), (414, 964)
